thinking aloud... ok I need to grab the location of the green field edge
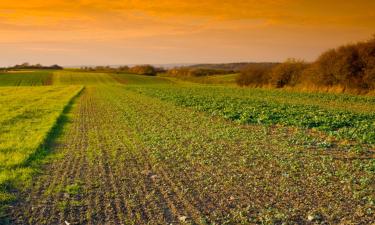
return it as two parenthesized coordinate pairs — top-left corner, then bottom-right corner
(22, 86), (85, 167)
(0, 86), (85, 220)
(126, 84), (375, 145)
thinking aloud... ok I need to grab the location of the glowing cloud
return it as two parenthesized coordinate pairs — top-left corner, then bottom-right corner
(0, 0), (374, 65)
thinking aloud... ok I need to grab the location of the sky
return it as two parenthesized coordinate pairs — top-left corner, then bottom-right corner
(0, 0), (374, 66)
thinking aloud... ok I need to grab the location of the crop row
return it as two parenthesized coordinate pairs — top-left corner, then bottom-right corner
(0, 86), (83, 210)
(99, 86), (374, 223)
(52, 71), (117, 85)
(8, 85), (374, 224)
(0, 71), (53, 86)
(128, 86), (375, 144)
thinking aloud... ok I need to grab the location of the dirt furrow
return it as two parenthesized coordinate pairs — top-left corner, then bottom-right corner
(93, 92), (188, 224)
(8, 85), (373, 224)
(57, 91), (91, 225)
(99, 103), (195, 224)
(102, 91), (230, 222)
(111, 118), (208, 222)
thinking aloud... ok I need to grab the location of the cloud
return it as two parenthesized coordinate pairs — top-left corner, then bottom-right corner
(0, 0), (374, 65)
(1, 0), (374, 33)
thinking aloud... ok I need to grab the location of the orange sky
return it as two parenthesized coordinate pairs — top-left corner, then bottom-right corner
(0, 0), (374, 66)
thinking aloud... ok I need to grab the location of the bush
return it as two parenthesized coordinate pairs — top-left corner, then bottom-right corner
(308, 36), (375, 90)
(236, 65), (273, 86)
(236, 60), (308, 88)
(129, 65), (157, 76)
(269, 59), (308, 88)
(167, 68), (190, 77)
(358, 37), (375, 89)
(236, 35), (375, 92)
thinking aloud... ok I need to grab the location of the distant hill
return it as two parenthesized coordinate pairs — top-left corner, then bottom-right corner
(66, 63), (279, 71)
(185, 62), (279, 72)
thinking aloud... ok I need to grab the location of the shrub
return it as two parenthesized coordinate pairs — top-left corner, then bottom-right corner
(236, 35), (375, 92)
(167, 68), (191, 77)
(269, 59), (308, 88)
(129, 65), (157, 76)
(236, 65), (272, 86)
(308, 36), (375, 90)
(358, 37), (375, 89)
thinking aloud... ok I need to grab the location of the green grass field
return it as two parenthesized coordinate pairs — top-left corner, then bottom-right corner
(0, 85), (83, 210)
(0, 71), (53, 86)
(113, 72), (173, 85)
(53, 71), (116, 85)
(1, 70), (374, 224)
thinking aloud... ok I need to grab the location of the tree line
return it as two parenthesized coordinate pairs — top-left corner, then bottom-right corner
(1, 63), (63, 71)
(167, 63), (278, 77)
(81, 65), (166, 76)
(167, 68), (233, 77)
(237, 36), (375, 92)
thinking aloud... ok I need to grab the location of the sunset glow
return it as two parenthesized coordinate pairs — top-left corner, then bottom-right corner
(1, 0), (374, 66)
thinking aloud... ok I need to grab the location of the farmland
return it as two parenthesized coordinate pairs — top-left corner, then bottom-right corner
(0, 86), (83, 208)
(128, 86), (375, 144)
(0, 71), (53, 86)
(0, 71), (374, 224)
(53, 71), (117, 85)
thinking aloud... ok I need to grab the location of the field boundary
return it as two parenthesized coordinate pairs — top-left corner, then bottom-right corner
(0, 86), (85, 222)
(23, 86), (85, 167)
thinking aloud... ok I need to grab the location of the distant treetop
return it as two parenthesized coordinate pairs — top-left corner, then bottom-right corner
(4, 63), (64, 70)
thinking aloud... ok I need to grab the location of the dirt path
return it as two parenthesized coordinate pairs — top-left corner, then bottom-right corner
(8, 86), (374, 224)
